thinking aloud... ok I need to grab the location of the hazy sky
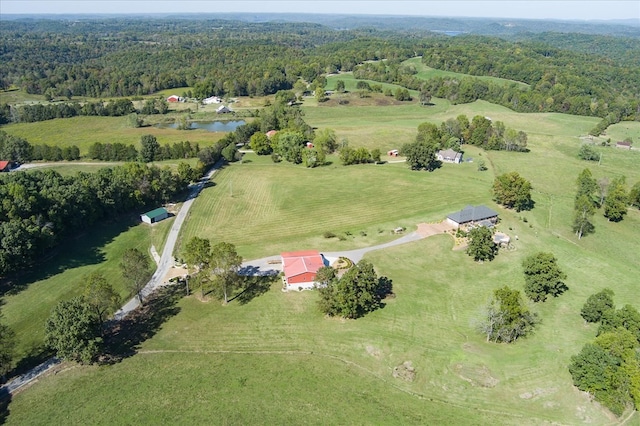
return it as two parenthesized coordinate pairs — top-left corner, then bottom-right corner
(1, 1), (639, 21)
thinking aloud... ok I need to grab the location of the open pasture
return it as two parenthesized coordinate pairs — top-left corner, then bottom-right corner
(178, 153), (493, 261)
(2, 115), (226, 155)
(4, 92), (639, 424)
(404, 56), (531, 88)
(8, 223), (637, 424)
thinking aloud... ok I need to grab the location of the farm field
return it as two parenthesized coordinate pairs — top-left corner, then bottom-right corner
(2, 115), (227, 155)
(3, 93), (640, 424)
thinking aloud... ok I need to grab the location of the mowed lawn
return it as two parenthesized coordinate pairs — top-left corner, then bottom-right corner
(178, 154), (494, 260)
(4, 97), (640, 424)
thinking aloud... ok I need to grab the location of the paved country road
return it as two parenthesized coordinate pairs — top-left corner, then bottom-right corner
(0, 161), (223, 395)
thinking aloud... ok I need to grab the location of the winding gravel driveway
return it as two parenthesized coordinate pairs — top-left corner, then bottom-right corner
(1, 161), (222, 395)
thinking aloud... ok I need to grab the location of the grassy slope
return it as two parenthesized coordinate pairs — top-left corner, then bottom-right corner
(1, 216), (173, 363)
(5, 89), (640, 424)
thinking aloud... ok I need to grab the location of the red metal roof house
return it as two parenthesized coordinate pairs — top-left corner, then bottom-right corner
(0, 161), (11, 172)
(281, 250), (326, 291)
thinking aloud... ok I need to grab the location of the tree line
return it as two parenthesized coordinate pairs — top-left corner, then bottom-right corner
(0, 162), (191, 277)
(571, 290), (640, 415)
(0, 130), (207, 165)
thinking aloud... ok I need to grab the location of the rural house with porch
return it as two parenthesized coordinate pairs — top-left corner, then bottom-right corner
(446, 205), (498, 229)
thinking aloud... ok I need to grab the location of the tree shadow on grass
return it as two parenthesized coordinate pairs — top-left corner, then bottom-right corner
(229, 275), (276, 305)
(0, 216), (138, 297)
(101, 284), (183, 363)
(0, 388), (10, 425)
(4, 346), (54, 383)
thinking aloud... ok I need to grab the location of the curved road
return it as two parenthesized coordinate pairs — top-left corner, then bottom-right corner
(1, 161), (222, 395)
(113, 161), (222, 320)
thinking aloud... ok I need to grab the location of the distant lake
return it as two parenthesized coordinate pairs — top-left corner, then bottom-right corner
(156, 120), (246, 132)
(432, 30), (466, 36)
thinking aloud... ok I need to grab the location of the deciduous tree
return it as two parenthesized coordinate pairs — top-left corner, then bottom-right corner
(578, 144), (599, 161)
(249, 132), (272, 155)
(317, 260), (391, 319)
(522, 252), (567, 302)
(466, 226), (497, 262)
(573, 194), (595, 239)
(492, 171), (533, 211)
(628, 181), (640, 209)
(44, 297), (102, 364)
(604, 176), (628, 222)
(581, 289), (615, 323)
(575, 168), (597, 203)
(480, 286), (538, 343)
(83, 272), (121, 325)
(139, 134), (160, 163)
(210, 242), (243, 304)
(120, 248), (151, 305)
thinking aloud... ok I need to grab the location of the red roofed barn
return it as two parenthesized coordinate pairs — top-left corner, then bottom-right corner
(281, 250), (326, 291)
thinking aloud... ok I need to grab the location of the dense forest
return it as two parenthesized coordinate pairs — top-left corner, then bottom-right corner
(1, 17), (638, 136)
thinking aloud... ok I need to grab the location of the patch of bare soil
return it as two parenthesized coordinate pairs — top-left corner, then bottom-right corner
(416, 221), (456, 238)
(393, 361), (416, 382)
(162, 266), (188, 283)
(453, 363), (499, 388)
(519, 387), (558, 400)
(365, 345), (382, 358)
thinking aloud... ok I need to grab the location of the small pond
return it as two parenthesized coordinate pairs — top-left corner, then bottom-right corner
(156, 120), (246, 132)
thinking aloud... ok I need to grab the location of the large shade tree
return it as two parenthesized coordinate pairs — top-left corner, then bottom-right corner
(317, 260), (392, 319)
(44, 297), (102, 364)
(480, 286), (538, 343)
(522, 252), (567, 302)
(492, 171), (533, 211)
(466, 226), (497, 262)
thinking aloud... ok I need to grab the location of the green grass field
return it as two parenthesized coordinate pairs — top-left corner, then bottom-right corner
(2, 115), (227, 156)
(178, 152), (493, 260)
(1, 215), (174, 366)
(3, 88), (640, 424)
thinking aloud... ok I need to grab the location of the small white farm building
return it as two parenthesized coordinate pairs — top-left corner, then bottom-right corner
(141, 207), (169, 224)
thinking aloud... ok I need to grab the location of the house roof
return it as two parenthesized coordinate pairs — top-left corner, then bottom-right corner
(616, 141), (631, 147)
(438, 149), (462, 161)
(281, 250), (325, 279)
(447, 205), (498, 224)
(0, 161), (10, 170)
(142, 207), (168, 219)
